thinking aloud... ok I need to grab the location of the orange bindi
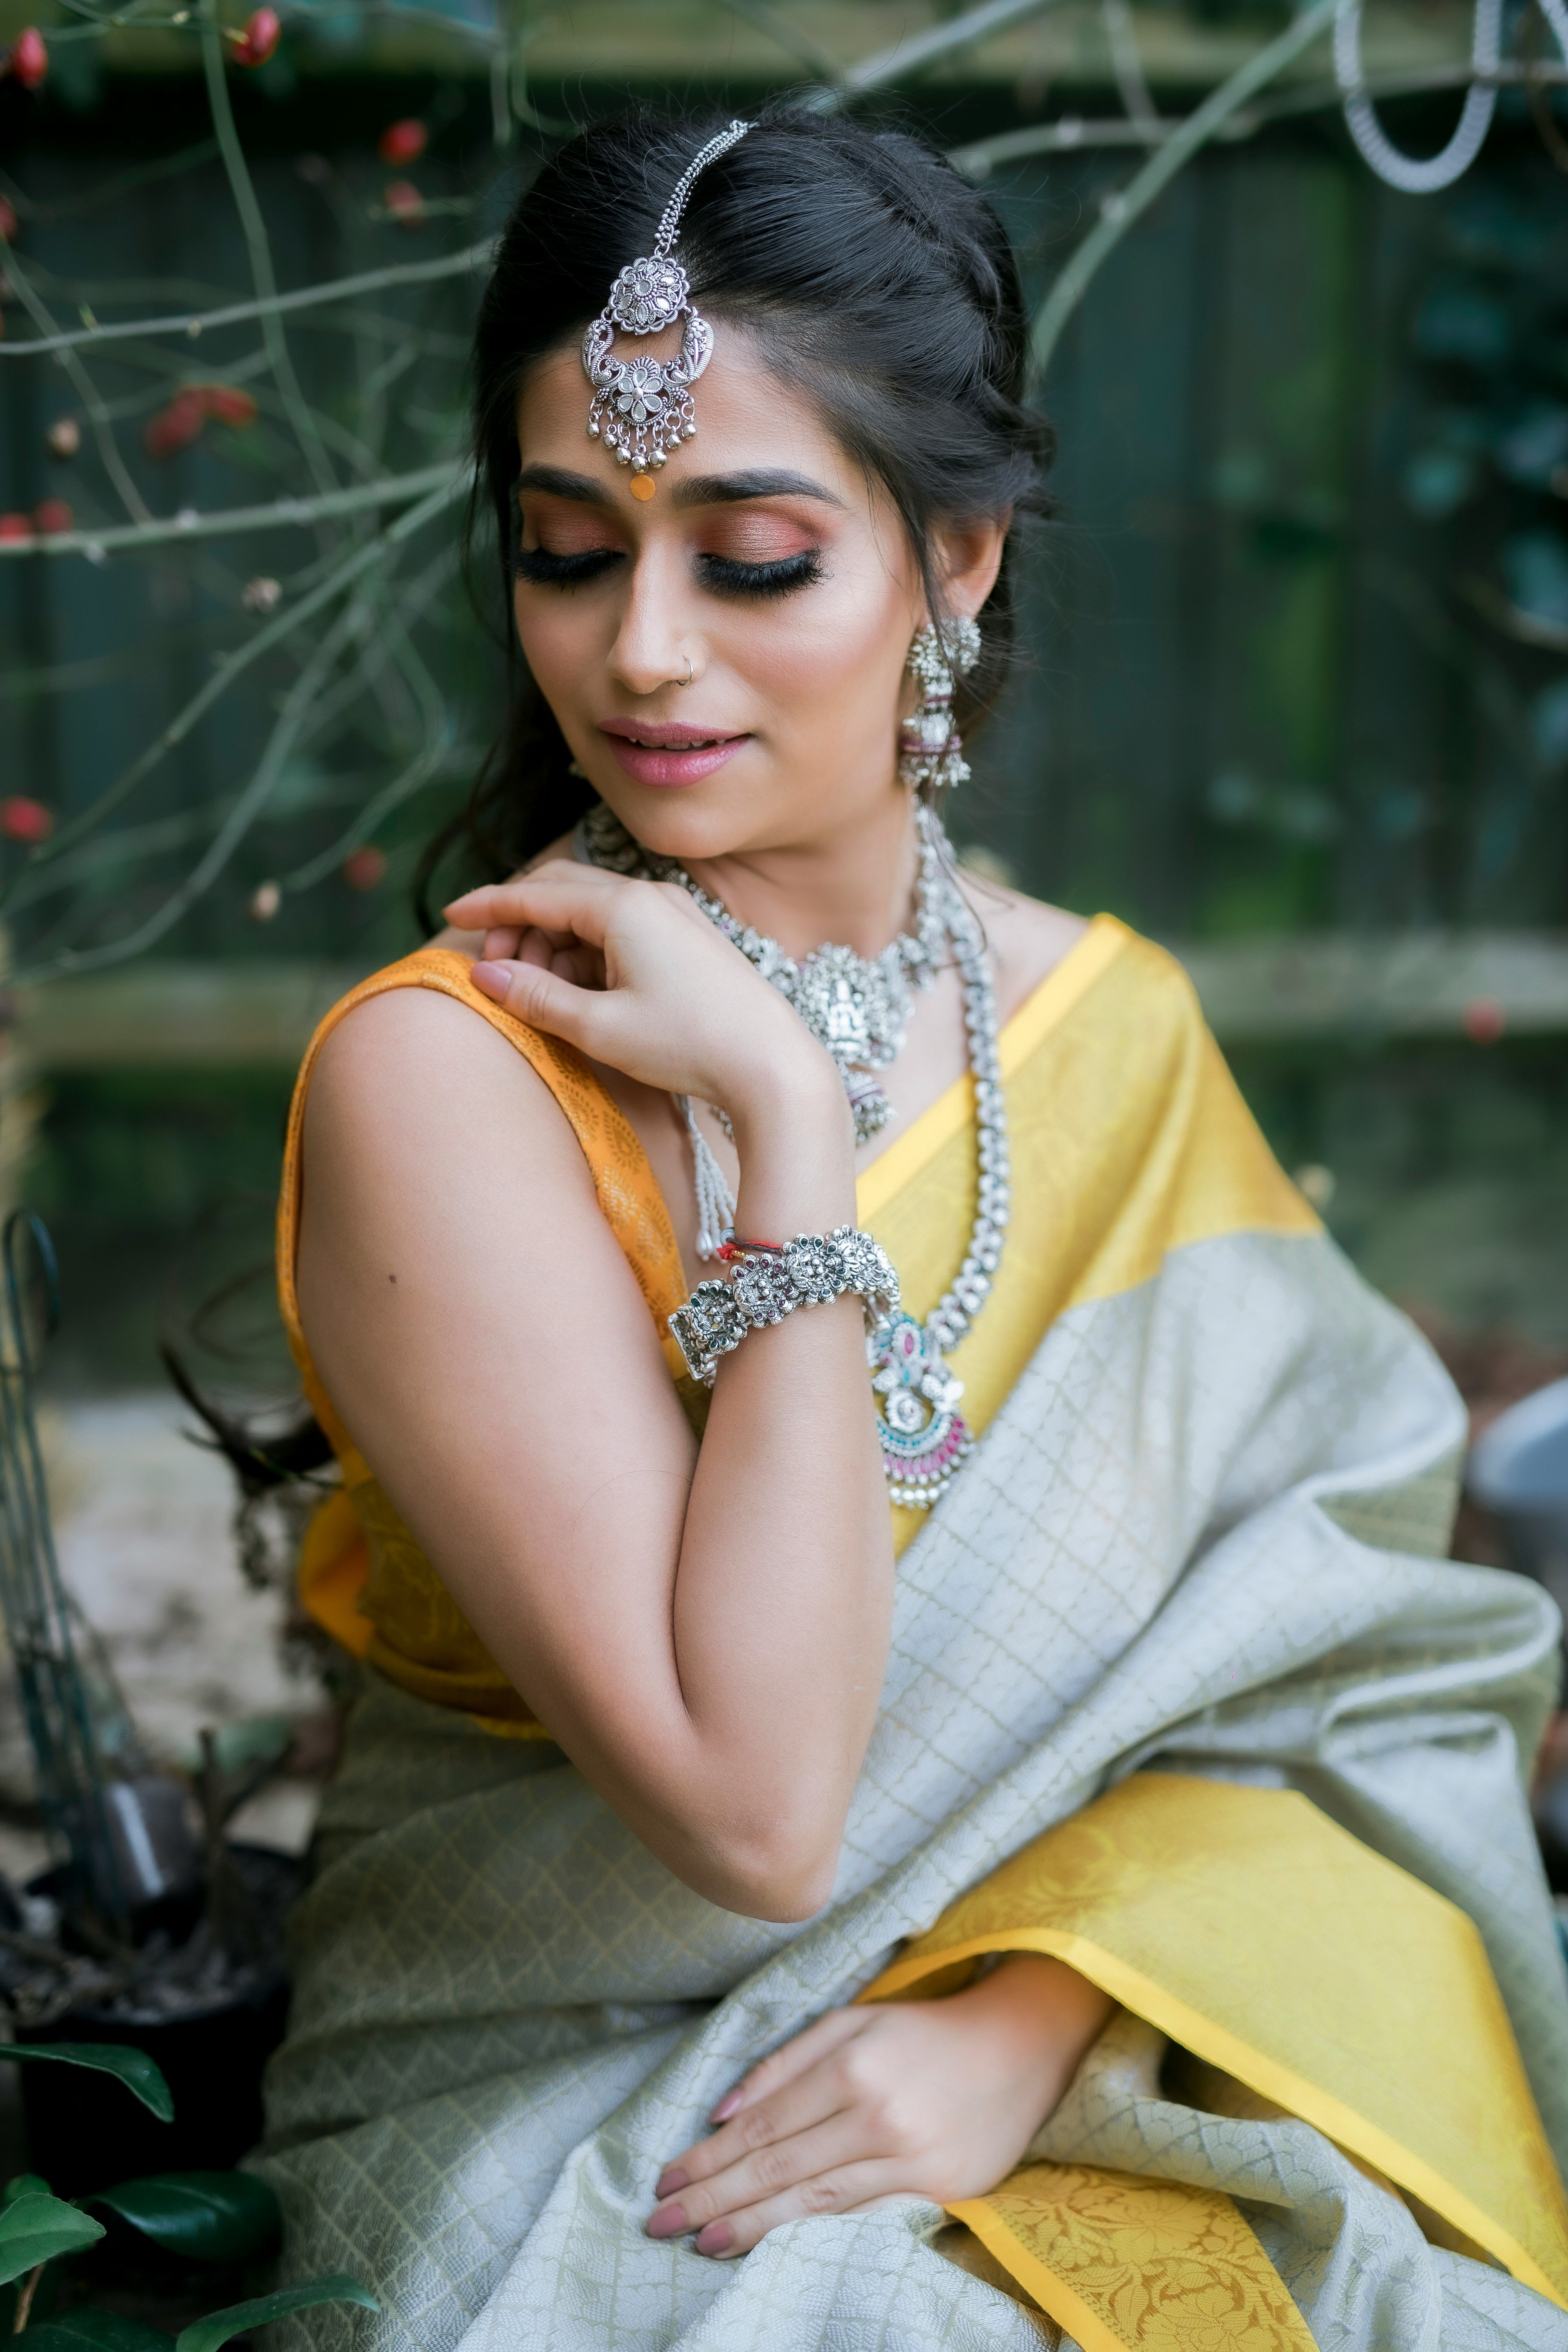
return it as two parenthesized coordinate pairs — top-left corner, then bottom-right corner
(628, 474), (656, 502)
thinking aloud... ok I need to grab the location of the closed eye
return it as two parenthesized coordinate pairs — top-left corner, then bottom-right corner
(699, 550), (824, 600)
(513, 545), (624, 588)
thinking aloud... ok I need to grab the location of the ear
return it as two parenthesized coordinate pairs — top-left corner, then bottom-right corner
(931, 510), (1011, 620)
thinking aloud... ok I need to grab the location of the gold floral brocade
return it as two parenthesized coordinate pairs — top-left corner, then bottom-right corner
(862, 1773), (1568, 2332)
(949, 2163), (1316, 2352)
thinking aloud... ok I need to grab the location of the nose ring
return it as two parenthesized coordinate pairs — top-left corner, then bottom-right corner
(679, 654), (694, 687)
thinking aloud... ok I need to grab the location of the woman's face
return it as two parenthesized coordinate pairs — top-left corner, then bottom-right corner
(511, 328), (1004, 867)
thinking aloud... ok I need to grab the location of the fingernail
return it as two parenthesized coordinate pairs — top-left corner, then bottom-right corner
(708, 2092), (742, 2124)
(470, 960), (509, 1002)
(694, 2222), (733, 2256)
(646, 2203), (687, 2239)
(655, 2167), (687, 2197)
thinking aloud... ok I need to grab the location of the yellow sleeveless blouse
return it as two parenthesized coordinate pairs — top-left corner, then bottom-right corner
(277, 915), (1313, 1736)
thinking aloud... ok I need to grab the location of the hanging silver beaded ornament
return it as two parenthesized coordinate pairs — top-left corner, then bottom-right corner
(581, 120), (753, 500)
(899, 616), (982, 794)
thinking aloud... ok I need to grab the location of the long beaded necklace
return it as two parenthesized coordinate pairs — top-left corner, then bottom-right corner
(576, 801), (1011, 1509)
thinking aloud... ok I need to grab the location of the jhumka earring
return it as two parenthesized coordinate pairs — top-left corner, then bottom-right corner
(581, 120), (753, 502)
(899, 617), (983, 794)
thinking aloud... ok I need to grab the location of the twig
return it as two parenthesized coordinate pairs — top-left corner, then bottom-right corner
(12, 2263), (43, 2333)
(0, 460), (467, 559)
(1026, 0), (1338, 386)
(0, 474), (463, 901)
(0, 243), (495, 359)
(199, 0), (337, 502)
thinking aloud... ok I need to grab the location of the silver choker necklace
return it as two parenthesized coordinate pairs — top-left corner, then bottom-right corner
(579, 799), (955, 1144)
(576, 800), (1011, 1510)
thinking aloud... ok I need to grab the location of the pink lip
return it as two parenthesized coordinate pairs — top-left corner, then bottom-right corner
(598, 719), (749, 789)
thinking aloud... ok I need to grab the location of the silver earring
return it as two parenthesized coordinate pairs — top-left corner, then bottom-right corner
(899, 618), (981, 794)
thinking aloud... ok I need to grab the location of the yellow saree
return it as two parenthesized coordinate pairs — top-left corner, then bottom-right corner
(264, 916), (1568, 2352)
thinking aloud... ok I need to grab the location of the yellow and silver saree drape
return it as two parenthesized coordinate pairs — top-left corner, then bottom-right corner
(258, 918), (1568, 2352)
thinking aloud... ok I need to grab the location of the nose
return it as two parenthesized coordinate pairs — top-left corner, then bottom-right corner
(607, 541), (698, 697)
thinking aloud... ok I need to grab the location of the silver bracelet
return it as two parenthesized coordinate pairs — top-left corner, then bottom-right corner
(668, 1226), (900, 1387)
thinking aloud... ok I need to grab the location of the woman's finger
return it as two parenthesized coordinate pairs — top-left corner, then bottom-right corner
(444, 863), (620, 945)
(468, 955), (607, 1054)
(480, 925), (523, 960)
(649, 2105), (873, 2245)
(685, 2156), (905, 2260)
(708, 2007), (869, 2130)
(657, 2015), (871, 2197)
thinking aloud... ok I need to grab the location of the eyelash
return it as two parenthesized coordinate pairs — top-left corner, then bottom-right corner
(512, 545), (825, 600)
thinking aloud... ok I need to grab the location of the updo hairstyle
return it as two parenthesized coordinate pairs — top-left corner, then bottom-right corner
(416, 104), (1055, 919)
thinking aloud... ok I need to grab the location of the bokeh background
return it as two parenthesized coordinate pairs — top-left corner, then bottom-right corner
(1, 0), (1567, 1869)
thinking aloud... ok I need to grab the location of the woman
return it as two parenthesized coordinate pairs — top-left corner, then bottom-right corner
(259, 107), (1568, 2350)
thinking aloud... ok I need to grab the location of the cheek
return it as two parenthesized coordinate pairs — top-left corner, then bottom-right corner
(731, 567), (909, 723)
(512, 584), (598, 696)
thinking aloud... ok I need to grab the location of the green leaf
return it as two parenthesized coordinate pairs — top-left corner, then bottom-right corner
(85, 2175), (281, 2266)
(175, 2275), (379, 2352)
(2, 2177), (52, 2205)
(22, 2313), (176, 2352)
(0, 2193), (104, 2286)
(0, 2045), (174, 2123)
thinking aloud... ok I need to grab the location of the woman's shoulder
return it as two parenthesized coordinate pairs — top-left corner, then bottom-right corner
(959, 872), (1197, 1035)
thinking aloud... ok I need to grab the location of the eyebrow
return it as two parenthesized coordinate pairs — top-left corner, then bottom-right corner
(514, 463), (845, 512)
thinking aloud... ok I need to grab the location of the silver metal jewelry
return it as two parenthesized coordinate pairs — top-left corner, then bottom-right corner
(579, 798), (956, 1146)
(669, 1228), (900, 1388)
(681, 655), (695, 686)
(581, 120), (753, 483)
(577, 798), (1011, 1513)
(899, 617), (982, 795)
(676, 1095), (736, 1262)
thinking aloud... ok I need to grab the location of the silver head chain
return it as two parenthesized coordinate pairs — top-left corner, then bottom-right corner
(581, 121), (754, 489)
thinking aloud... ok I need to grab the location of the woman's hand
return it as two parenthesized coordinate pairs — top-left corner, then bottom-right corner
(445, 863), (833, 1121)
(647, 1957), (1115, 2257)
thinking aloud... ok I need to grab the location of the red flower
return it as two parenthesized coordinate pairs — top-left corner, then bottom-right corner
(199, 383), (258, 429)
(144, 387), (208, 459)
(0, 514), (32, 543)
(383, 180), (426, 226)
(1463, 996), (1506, 1044)
(0, 797), (53, 844)
(377, 118), (427, 166)
(32, 497), (72, 534)
(231, 7), (279, 66)
(343, 845), (386, 891)
(0, 199), (18, 242)
(7, 29), (47, 88)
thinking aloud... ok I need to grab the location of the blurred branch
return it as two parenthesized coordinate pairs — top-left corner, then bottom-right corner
(717, 0), (846, 85)
(0, 461), (467, 558)
(0, 243), (495, 358)
(833, 0), (1064, 98)
(1026, 0), (1337, 385)
(0, 475), (464, 910)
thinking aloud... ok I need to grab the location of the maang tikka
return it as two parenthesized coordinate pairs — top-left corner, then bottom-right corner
(899, 617), (982, 794)
(582, 120), (753, 500)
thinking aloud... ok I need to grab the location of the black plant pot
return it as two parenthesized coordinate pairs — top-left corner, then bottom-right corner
(21, 1844), (298, 2197)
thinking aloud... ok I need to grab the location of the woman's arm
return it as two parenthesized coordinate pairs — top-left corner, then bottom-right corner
(296, 864), (893, 1921)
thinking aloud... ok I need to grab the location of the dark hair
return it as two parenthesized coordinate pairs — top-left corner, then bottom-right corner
(414, 103), (1055, 922)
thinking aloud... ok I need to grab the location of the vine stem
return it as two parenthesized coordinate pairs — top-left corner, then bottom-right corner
(1027, 0), (1339, 387)
(0, 462), (466, 560)
(0, 475), (464, 907)
(0, 231), (150, 524)
(0, 244), (495, 359)
(12, 2264), (43, 2334)
(199, 0), (339, 501)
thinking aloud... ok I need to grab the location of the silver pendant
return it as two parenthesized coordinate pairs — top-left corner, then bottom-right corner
(870, 1314), (974, 1507)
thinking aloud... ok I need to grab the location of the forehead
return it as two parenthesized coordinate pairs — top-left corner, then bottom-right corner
(514, 331), (867, 513)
